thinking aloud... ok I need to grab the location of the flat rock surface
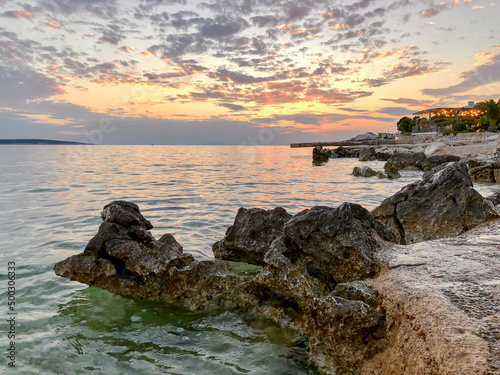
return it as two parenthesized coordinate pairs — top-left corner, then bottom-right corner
(363, 219), (500, 374)
(433, 140), (497, 158)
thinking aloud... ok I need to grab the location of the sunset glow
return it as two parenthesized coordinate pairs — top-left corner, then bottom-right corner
(1, 0), (499, 144)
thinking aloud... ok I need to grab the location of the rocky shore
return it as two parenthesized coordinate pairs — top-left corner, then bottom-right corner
(54, 162), (500, 374)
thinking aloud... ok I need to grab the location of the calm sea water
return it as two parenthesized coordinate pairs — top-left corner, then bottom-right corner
(0, 145), (495, 374)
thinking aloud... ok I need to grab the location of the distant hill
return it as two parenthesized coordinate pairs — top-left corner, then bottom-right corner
(0, 139), (91, 145)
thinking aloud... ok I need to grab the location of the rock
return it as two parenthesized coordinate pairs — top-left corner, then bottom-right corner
(384, 151), (426, 174)
(421, 162), (450, 179)
(372, 162), (499, 244)
(54, 200), (252, 311)
(467, 158), (488, 169)
(353, 166), (386, 179)
(374, 147), (393, 161)
(334, 146), (360, 158)
(212, 207), (292, 265)
(101, 200), (153, 230)
(485, 191), (500, 206)
(332, 279), (378, 307)
(364, 220), (500, 374)
(410, 145), (425, 154)
(424, 142), (445, 156)
(276, 203), (391, 287)
(385, 169), (401, 179)
(302, 295), (386, 375)
(313, 146), (332, 162)
(469, 162), (500, 183)
(421, 154), (461, 171)
(359, 147), (376, 161)
(353, 166), (376, 177)
(495, 142), (500, 160)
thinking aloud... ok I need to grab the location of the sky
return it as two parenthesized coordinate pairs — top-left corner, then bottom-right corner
(0, 0), (499, 145)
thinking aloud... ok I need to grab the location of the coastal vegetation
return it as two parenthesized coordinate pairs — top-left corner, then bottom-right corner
(475, 99), (500, 127)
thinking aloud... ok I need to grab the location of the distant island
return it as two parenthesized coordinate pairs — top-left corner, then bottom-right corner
(0, 139), (91, 145)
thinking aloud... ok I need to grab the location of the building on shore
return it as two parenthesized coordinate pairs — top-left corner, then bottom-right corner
(350, 132), (378, 141)
(412, 101), (485, 133)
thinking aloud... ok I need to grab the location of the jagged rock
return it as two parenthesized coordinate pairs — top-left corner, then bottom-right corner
(313, 146), (332, 162)
(469, 162), (500, 183)
(54, 201), (253, 310)
(359, 147), (376, 161)
(302, 295), (386, 375)
(212, 207), (292, 265)
(421, 154), (461, 171)
(353, 166), (387, 179)
(384, 151), (426, 174)
(372, 162), (498, 244)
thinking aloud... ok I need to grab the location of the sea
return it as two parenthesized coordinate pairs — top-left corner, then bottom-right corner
(0, 145), (496, 375)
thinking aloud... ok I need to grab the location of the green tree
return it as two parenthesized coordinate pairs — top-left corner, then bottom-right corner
(397, 116), (413, 133)
(475, 99), (500, 127)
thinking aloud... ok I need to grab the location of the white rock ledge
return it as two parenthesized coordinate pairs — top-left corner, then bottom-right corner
(363, 220), (500, 374)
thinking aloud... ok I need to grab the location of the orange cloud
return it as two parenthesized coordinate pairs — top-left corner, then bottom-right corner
(475, 52), (496, 65)
(330, 24), (349, 30)
(139, 51), (156, 57)
(119, 45), (135, 52)
(40, 20), (61, 29)
(1, 10), (34, 19)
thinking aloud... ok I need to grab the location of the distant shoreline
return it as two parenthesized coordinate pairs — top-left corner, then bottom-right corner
(0, 139), (92, 145)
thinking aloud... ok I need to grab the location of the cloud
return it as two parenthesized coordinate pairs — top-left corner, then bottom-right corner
(0, 66), (66, 106)
(365, 62), (443, 87)
(42, 0), (119, 19)
(219, 103), (246, 111)
(99, 29), (124, 45)
(200, 16), (249, 39)
(1, 10), (35, 19)
(422, 56), (500, 96)
(380, 97), (434, 107)
(377, 107), (413, 116)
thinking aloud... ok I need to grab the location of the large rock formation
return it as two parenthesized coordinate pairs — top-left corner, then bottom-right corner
(372, 162), (498, 244)
(55, 200), (394, 374)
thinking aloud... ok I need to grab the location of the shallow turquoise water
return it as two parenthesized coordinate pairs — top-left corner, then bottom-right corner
(0, 145), (479, 374)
